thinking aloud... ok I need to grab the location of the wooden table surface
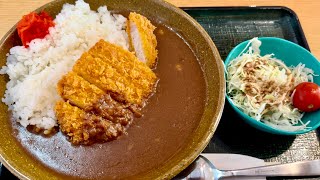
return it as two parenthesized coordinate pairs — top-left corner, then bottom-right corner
(0, 0), (319, 58)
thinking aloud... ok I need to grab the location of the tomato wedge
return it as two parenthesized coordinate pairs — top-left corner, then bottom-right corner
(292, 82), (320, 112)
(17, 11), (55, 47)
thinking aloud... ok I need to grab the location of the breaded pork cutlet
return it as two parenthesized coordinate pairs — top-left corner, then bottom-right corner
(56, 39), (158, 145)
(57, 71), (105, 110)
(73, 40), (157, 106)
(55, 101), (124, 145)
(57, 72), (138, 126)
(127, 12), (158, 68)
(57, 71), (140, 126)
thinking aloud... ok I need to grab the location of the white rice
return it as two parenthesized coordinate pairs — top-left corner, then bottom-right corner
(0, 0), (129, 130)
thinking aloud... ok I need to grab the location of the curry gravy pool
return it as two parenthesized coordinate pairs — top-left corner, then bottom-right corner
(11, 24), (206, 179)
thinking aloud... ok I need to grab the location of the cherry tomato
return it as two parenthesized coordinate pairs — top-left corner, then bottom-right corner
(292, 82), (320, 112)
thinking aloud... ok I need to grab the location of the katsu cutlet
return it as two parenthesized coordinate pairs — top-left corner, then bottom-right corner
(57, 71), (105, 110)
(127, 12), (158, 68)
(55, 101), (124, 145)
(57, 72), (138, 126)
(55, 39), (158, 144)
(73, 40), (157, 105)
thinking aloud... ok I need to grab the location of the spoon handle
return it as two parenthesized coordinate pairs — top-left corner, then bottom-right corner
(221, 159), (320, 178)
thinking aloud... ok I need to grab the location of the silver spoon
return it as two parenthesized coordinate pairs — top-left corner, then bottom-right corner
(174, 155), (320, 180)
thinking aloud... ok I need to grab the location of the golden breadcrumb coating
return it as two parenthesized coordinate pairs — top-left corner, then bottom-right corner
(73, 39), (157, 105)
(55, 101), (124, 145)
(127, 12), (158, 68)
(57, 71), (105, 109)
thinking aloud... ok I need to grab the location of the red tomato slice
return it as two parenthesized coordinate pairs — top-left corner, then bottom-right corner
(292, 82), (320, 112)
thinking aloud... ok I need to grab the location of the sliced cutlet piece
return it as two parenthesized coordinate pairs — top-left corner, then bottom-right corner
(55, 101), (124, 145)
(73, 39), (157, 106)
(57, 72), (136, 126)
(127, 12), (158, 68)
(57, 71), (105, 110)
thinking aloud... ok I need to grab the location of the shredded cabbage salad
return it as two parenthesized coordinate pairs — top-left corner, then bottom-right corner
(226, 38), (316, 131)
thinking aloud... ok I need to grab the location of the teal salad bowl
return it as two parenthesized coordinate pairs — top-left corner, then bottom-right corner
(225, 37), (320, 135)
